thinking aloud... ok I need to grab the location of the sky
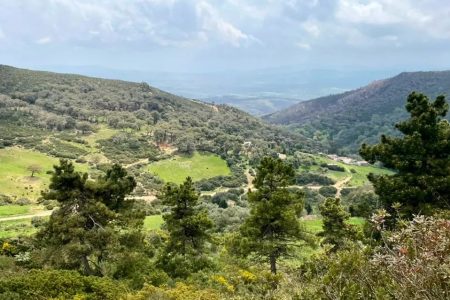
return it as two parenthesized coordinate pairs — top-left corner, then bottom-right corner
(0, 0), (450, 73)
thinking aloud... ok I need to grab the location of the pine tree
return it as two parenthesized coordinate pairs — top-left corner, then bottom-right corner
(158, 177), (213, 277)
(360, 92), (450, 218)
(35, 160), (144, 276)
(239, 157), (314, 274)
(319, 198), (356, 252)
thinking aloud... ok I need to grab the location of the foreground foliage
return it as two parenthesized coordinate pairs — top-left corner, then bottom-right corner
(238, 157), (314, 274)
(361, 92), (450, 219)
(34, 160), (145, 277)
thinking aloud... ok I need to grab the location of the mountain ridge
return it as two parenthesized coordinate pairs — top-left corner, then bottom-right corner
(264, 70), (450, 154)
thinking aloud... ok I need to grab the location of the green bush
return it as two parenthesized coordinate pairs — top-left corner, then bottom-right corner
(0, 269), (128, 300)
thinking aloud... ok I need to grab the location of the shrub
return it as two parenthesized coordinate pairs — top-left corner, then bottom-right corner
(0, 269), (127, 300)
(296, 173), (335, 185)
(318, 186), (337, 198)
(15, 198), (31, 206)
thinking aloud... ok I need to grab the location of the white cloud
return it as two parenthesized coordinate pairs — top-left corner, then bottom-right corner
(301, 19), (320, 37)
(336, 0), (400, 25)
(0, 27), (5, 39)
(36, 36), (52, 44)
(196, 1), (253, 47)
(296, 42), (311, 50)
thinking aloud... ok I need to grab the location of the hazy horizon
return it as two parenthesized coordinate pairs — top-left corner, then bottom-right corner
(2, 0), (450, 113)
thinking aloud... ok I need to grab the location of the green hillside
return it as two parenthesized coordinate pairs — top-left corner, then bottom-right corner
(265, 71), (450, 154)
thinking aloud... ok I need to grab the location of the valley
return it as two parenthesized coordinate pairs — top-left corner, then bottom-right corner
(0, 65), (448, 299)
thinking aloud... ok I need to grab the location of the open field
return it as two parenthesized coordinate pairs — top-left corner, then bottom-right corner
(83, 126), (120, 147)
(0, 219), (37, 239)
(0, 205), (31, 217)
(301, 216), (365, 234)
(147, 152), (231, 184)
(0, 147), (90, 200)
(144, 215), (164, 231)
(299, 153), (395, 188)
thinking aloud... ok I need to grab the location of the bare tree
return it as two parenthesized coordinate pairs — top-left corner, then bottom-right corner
(27, 164), (42, 177)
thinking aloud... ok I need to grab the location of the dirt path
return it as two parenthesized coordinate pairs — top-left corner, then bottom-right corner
(245, 168), (255, 191)
(0, 210), (52, 222)
(125, 158), (149, 169)
(334, 176), (352, 198)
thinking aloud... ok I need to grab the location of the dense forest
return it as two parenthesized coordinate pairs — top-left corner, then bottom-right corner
(0, 66), (449, 299)
(265, 71), (450, 155)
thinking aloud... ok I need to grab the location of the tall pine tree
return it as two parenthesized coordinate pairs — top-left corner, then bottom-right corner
(35, 160), (144, 276)
(360, 92), (450, 218)
(157, 177), (213, 277)
(239, 157), (314, 274)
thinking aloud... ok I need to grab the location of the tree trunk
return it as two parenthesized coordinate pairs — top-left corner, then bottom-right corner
(270, 253), (277, 274)
(81, 255), (94, 276)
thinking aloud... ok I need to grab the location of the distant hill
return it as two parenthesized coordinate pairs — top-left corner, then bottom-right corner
(264, 71), (450, 154)
(203, 94), (300, 116)
(0, 65), (317, 162)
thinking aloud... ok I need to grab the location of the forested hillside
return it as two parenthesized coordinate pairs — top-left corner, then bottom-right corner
(265, 71), (450, 154)
(0, 65), (315, 159)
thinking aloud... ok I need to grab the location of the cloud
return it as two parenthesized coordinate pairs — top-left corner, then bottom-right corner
(0, 0), (449, 72)
(196, 1), (254, 47)
(295, 42), (311, 50)
(301, 19), (320, 37)
(336, 0), (400, 25)
(36, 36), (52, 44)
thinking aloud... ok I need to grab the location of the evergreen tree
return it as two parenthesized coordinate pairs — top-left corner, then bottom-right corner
(360, 92), (450, 218)
(239, 157), (314, 274)
(319, 198), (356, 252)
(158, 177), (213, 277)
(35, 160), (144, 276)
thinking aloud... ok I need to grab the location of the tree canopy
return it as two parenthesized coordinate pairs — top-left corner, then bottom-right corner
(35, 160), (144, 276)
(239, 157), (314, 274)
(360, 92), (450, 218)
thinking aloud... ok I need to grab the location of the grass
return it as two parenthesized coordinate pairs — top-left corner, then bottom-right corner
(147, 152), (231, 184)
(83, 125), (120, 147)
(0, 219), (37, 238)
(347, 165), (394, 187)
(0, 147), (89, 201)
(299, 153), (394, 187)
(144, 215), (164, 231)
(302, 216), (365, 234)
(0, 205), (31, 217)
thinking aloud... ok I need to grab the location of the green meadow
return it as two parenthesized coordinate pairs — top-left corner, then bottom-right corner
(0, 147), (89, 200)
(144, 215), (164, 231)
(147, 152), (231, 184)
(299, 153), (394, 187)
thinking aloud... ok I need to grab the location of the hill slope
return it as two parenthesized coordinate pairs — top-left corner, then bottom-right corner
(0, 65), (320, 200)
(0, 65), (316, 159)
(264, 71), (450, 154)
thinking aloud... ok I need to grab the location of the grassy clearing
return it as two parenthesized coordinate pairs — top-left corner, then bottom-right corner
(0, 147), (59, 199)
(299, 153), (394, 187)
(347, 165), (394, 187)
(0, 147), (89, 200)
(0, 219), (37, 238)
(302, 216), (365, 234)
(144, 215), (164, 231)
(147, 152), (231, 184)
(83, 126), (120, 147)
(0, 205), (31, 217)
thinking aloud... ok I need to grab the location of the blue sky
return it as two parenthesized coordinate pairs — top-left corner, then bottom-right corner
(1, 0), (450, 73)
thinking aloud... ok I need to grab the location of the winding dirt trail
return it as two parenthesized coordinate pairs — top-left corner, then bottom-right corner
(0, 210), (52, 222)
(334, 176), (352, 198)
(125, 158), (149, 169)
(245, 168), (255, 191)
